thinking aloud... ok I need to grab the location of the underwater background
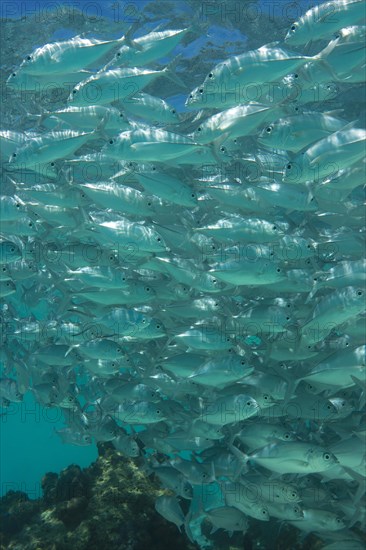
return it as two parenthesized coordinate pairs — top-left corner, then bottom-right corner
(0, 0), (365, 548)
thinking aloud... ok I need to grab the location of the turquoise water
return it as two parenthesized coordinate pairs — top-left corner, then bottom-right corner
(0, 392), (97, 497)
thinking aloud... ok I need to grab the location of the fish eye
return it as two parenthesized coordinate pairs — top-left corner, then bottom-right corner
(291, 24), (296, 31)
(145, 287), (150, 292)
(199, 89), (204, 94)
(197, 127), (201, 132)
(12, 73), (16, 77)
(156, 324), (161, 329)
(109, 140), (114, 144)
(26, 55), (32, 61)
(12, 153), (17, 157)
(147, 201), (152, 206)
(72, 89), (77, 94)
(220, 146), (226, 152)
(276, 268), (281, 273)
(357, 290), (363, 296)
(191, 193), (195, 198)
(247, 401), (252, 406)
(323, 453), (331, 460)
(28, 222), (33, 227)
(156, 409), (161, 414)
(294, 74), (299, 78)
(287, 163), (292, 170)
(272, 225), (277, 230)
(266, 126), (272, 133)
(116, 52), (121, 56)
(157, 237), (161, 242)
(189, 94), (193, 99)
(262, 510), (267, 515)
(119, 113), (124, 117)
(171, 109), (176, 114)
(208, 73), (213, 78)
(284, 433), (290, 439)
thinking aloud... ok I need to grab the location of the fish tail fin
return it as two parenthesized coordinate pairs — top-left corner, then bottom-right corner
(163, 55), (186, 88)
(118, 20), (141, 46)
(228, 442), (249, 466)
(315, 35), (340, 60)
(65, 343), (79, 357)
(123, 23), (137, 44)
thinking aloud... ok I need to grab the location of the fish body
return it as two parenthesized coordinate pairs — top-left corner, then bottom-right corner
(69, 67), (174, 106)
(18, 35), (128, 75)
(114, 28), (190, 66)
(285, 0), (366, 45)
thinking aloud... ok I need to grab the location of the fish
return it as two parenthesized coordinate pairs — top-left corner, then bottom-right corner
(104, 126), (211, 162)
(191, 103), (278, 144)
(204, 506), (248, 535)
(243, 441), (339, 474)
(134, 167), (198, 207)
(113, 28), (191, 66)
(39, 105), (130, 133)
(17, 34), (131, 75)
(258, 112), (349, 152)
(193, 40), (338, 102)
(0, 377), (23, 404)
(122, 92), (180, 125)
(223, 481), (270, 521)
(289, 508), (346, 532)
(68, 66), (181, 107)
(8, 129), (98, 172)
(1, 2), (365, 548)
(283, 127), (366, 184)
(285, 0), (365, 45)
(155, 495), (185, 531)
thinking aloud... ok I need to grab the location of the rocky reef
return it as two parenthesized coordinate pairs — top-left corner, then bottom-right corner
(0, 444), (199, 550)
